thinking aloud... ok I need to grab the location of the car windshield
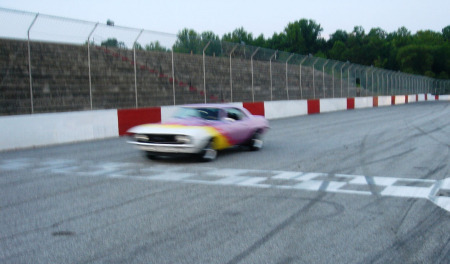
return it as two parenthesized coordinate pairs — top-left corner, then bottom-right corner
(174, 107), (221, 121)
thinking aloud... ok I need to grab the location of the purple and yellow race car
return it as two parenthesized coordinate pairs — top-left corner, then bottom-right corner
(127, 104), (269, 161)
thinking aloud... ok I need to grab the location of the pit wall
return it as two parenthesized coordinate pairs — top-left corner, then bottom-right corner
(0, 94), (448, 151)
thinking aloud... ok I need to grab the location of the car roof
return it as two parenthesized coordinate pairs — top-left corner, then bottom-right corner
(179, 104), (253, 117)
(181, 104), (243, 109)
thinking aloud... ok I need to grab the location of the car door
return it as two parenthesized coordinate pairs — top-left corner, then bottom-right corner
(223, 108), (253, 144)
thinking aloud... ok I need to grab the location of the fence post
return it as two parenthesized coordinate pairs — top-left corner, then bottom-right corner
(203, 41), (211, 103)
(331, 61), (339, 98)
(365, 67), (369, 96)
(386, 71), (389, 95)
(269, 51), (277, 101)
(286, 54), (294, 100)
(312, 58), (319, 99)
(172, 49), (175, 105)
(347, 65), (353, 97)
(251, 47), (260, 102)
(322, 60), (329, 98)
(340, 62), (347, 98)
(299, 57), (308, 99)
(229, 44), (238, 102)
(132, 30), (143, 108)
(27, 13), (39, 114)
(87, 23), (98, 110)
(371, 67), (374, 96)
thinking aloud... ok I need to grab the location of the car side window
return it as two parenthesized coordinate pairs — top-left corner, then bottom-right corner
(226, 108), (246, 121)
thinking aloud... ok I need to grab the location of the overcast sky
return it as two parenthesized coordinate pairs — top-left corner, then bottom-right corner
(1, 0), (449, 39)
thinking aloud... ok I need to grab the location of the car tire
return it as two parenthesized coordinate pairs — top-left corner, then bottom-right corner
(249, 132), (263, 151)
(199, 140), (217, 162)
(145, 151), (159, 160)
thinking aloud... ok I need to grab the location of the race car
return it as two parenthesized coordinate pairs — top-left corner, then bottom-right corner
(127, 104), (269, 161)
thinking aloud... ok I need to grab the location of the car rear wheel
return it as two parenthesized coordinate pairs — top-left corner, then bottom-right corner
(199, 140), (217, 162)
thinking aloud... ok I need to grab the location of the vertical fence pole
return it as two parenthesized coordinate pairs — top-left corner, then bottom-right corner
(340, 63), (347, 98)
(331, 61), (339, 98)
(322, 60), (329, 98)
(133, 30), (143, 108)
(387, 71), (390, 95)
(377, 70), (381, 95)
(172, 49), (175, 105)
(286, 54), (294, 100)
(354, 66), (358, 97)
(365, 67), (369, 96)
(312, 58), (319, 99)
(269, 51), (277, 101)
(251, 47), (260, 102)
(371, 67), (374, 96)
(203, 41), (211, 103)
(87, 23), (98, 110)
(27, 13), (39, 114)
(299, 56), (307, 99)
(347, 65), (353, 97)
(229, 44), (238, 102)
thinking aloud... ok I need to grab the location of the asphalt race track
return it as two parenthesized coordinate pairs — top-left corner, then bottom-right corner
(1, 102), (449, 263)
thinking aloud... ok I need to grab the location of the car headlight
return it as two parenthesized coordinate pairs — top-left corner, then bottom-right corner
(134, 134), (149, 141)
(175, 135), (191, 144)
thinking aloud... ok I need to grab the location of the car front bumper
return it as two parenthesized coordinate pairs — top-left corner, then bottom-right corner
(127, 141), (205, 155)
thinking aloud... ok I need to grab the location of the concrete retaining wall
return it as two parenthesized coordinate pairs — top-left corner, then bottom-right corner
(0, 110), (118, 150)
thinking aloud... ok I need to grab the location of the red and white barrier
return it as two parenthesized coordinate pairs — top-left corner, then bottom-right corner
(0, 94), (447, 151)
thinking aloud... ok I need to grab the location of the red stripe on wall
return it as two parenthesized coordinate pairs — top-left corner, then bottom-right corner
(243, 102), (265, 116)
(373, 96), (378, 107)
(391, 96), (396, 105)
(416, 94), (418, 102)
(307, 99), (320, 114)
(425, 94), (428, 101)
(405, 95), (409, 104)
(347, 98), (355, 109)
(435, 95), (439, 100)
(117, 107), (161, 136)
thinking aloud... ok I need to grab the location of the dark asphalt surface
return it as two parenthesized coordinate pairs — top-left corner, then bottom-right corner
(1, 101), (449, 263)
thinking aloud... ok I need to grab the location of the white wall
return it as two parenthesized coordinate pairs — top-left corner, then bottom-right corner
(0, 110), (118, 151)
(440, 95), (450, 101)
(355, 97), (373, 109)
(395, 95), (406, 105)
(378, 96), (392, 107)
(264, 100), (307, 120)
(418, 94), (426, 101)
(320, 98), (347, 112)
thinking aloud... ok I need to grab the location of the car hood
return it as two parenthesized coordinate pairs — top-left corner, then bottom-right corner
(127, 122), (233, 150)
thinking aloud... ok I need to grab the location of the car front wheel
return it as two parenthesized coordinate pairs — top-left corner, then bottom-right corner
(249, 132), (263, 151)
(199, 140), (217, 162)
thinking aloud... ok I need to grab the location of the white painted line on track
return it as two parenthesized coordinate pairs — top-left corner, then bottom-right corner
(1, 158), (449, 212)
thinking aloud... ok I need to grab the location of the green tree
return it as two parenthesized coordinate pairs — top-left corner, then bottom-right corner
(329, 40), (347, 61)
(145, 41), (168, 52)
(201, 31), (221, 56)
(101, 38), (126, 49)
(443, 25), (450, 41)
(173, 28), (202, 54)
(222, 27), (254, 45)
(396, 45), (435, 76)
(283, 19), (323, 54)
